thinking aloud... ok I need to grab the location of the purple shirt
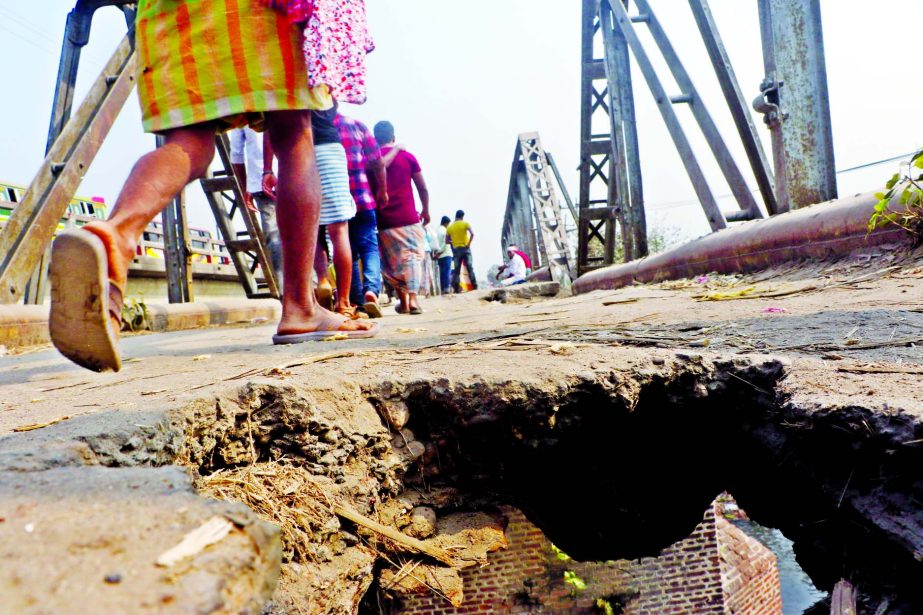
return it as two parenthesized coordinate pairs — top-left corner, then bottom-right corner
(378, 146), (422, 230)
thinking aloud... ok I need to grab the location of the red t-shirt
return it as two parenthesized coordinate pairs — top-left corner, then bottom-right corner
(378, 146), (422, 230)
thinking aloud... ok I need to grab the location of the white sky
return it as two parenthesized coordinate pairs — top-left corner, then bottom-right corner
(1, 1), (921, 279)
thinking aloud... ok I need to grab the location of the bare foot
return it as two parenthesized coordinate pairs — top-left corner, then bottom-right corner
(277, 305), (375, 336)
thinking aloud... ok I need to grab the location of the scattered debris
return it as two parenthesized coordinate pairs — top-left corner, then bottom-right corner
(602, 298), (641, 306)
(156, 516), (234, 567)
(12, 415), (71, 432)
(548, 343), (576, 356)
(334, 506), (455, 567)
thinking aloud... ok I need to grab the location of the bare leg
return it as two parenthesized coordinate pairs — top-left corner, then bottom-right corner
(49, 124), (218, 371)
(327, 221), (353, 311)
(313, 235), (330, 286)
(265, 111), (372, 334)
(408, 292), (420, 311)
(84, 124), (217, 288)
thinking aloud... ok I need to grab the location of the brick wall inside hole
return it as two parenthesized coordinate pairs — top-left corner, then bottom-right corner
(395, 498), (782, 615)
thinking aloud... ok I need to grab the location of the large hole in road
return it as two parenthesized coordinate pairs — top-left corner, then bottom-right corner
(179, 354), (923, 614)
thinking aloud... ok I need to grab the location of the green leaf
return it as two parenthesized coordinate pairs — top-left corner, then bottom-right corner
(886, 173), (901, 190)
(564, 571), (587, 591)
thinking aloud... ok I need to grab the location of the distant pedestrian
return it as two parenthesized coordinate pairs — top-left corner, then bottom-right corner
(435, 216), (453, 294)
(229, 127), (282, 286)
(310, 104), (358, 319)
(374, 120), (430, 315)
(446, 209), (477, 292)
(335, 111), (387, 318)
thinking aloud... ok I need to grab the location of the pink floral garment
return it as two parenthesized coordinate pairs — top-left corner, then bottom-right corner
(304, 0), (374, 105)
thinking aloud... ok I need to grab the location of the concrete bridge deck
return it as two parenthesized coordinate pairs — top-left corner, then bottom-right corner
(1, 245), (922, 613)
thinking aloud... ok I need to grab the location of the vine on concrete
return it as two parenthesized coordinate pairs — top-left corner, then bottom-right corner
(869, 147), (923, 240)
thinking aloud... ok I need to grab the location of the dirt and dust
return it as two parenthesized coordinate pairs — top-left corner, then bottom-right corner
(0, 244), (922, 613)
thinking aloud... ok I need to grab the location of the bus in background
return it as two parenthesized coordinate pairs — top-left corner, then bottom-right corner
(0, 182), (108, 232)
(0, 182), (230, 266)
(139, 221), (230, 265)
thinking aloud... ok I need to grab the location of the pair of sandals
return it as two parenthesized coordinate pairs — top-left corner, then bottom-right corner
(48, 229), (378, 371)
(319, 282), (383, 320)
(395, 302), (424, 315)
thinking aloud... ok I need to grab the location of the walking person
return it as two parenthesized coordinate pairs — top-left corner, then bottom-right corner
(446, 210), (478, 293)
(435, 216), (453, 294)
(336, 111), (387, 318)
(229, 126), (283, 286)
(374, 120), (430, 315)
(48, 0), (375, 372)
(309, 104), (359, 318)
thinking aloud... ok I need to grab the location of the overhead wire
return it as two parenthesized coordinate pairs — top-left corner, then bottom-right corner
(645, 150), (920, 211)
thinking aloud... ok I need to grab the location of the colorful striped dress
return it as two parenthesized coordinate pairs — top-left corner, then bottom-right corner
(135, 0), (329, 133)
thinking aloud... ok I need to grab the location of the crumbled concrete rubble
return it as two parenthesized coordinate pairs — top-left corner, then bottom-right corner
(483, 281), (561, 303)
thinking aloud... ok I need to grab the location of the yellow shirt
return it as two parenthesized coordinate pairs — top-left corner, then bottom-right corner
(446, 220), (472, 248)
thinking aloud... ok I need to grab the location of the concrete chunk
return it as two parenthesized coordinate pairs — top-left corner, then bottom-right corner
(0, 466), (280, 614)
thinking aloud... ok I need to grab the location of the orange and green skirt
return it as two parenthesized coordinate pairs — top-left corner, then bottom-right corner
(136, 0), (329, 133)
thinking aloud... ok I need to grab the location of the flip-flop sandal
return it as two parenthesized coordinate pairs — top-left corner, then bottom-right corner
(337, 305), (368, 320)
(272, 320), (379, 345)
(409, 306), (424, 315)
(394, 302), (409, 314)
(363, 300), (383, 319)
(48, 229), (124, 372)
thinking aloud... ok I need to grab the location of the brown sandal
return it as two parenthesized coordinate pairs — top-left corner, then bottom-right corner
(337, 305), (368, 320)
(48, 229), (124, 372)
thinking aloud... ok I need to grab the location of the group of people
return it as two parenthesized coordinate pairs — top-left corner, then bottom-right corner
(428, 211), (479, 295)
(46, 0), (486, 373)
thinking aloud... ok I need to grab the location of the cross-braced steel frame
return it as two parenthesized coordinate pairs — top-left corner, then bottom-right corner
(501, 133), (577, 284)
(577, 0), (834, 272)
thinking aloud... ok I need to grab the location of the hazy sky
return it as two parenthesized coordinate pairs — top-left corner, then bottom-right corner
(1, 1), (921, 278)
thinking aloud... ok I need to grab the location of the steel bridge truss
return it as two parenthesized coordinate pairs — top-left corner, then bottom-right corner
(577, 0), (833, 274)
(501, 133), (578, 285)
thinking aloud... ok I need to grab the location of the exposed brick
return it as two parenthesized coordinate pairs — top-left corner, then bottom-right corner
(397, 501), (781, 615)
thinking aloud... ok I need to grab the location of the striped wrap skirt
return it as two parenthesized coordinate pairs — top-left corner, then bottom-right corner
(316, 143), (357, 225)
(379, 223), (426, 294)
(136, 0), (330, 133)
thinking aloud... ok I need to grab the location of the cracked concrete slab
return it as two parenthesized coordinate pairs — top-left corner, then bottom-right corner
(0, 466), (280, 615)
(0, 249), (921, 612)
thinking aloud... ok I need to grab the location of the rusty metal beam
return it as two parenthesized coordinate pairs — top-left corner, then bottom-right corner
(632, 0), (764, 223)
(598, 0), (646, 261)
(606, 0), (731, 232)
(578, 0), (622, 274)
(0, 35), (136, 304)
(755, 0), (836, 210)
(688, 0), (778, 216)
